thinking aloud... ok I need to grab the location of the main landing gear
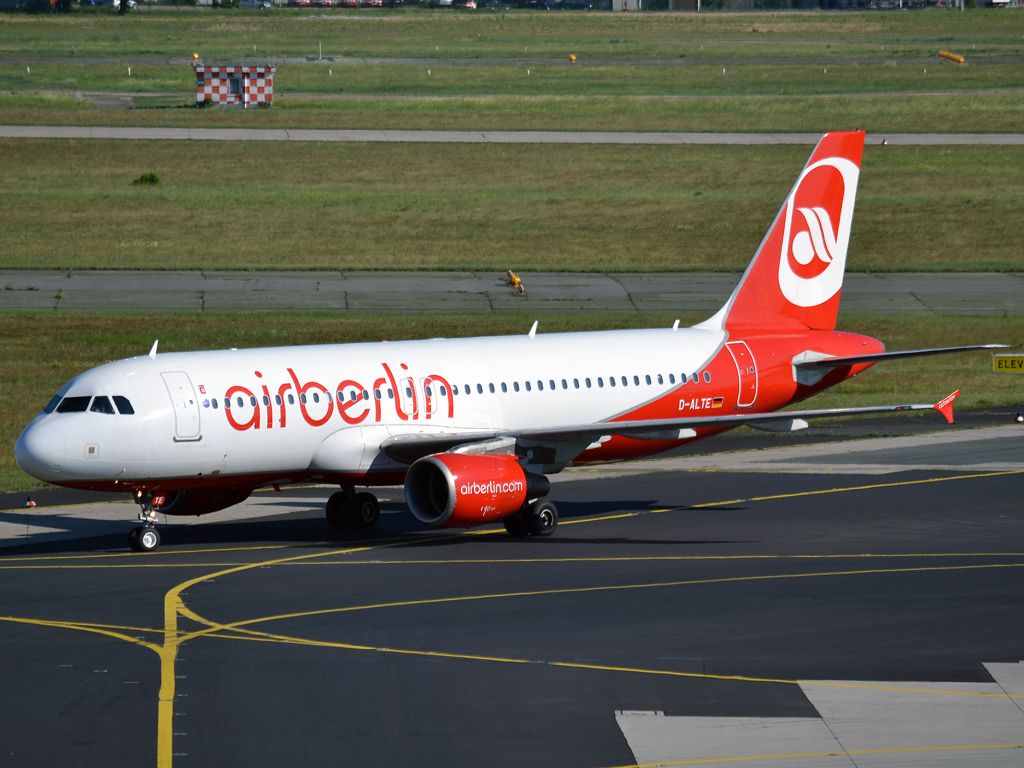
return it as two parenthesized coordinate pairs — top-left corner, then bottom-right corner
(129, 490), (162, 552)
(326, 487), (381, 532)
(503, 499), (558, 538)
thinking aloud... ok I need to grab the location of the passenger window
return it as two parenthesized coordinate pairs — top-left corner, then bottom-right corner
(489, 383), (495, 394)
(623, 376), (629, 386)
(537, 381), (544, 391)
(704, 371), (711, 383)
(586, 378), (591, 388)
(439, 385), (446, 397)
(597, 378), (603, 388)
(237, 396), (245, 407)
(513, 382), (520, 392)
(312, 392), (320, 404)
(299, 394), (307, 405)
(549, 380), (555, 390)
(691, 373), (698, 383)
(405, 387), (413, 398)
(250, 396), (258, 407)
(43, 394), (62, 414)
(262, 395), (270, 407)
(362, 390), (369, 401)
(477, 384), (483, 394)
(388, 389), (394, 400)
(669, 374), (676, 384)
(326, 392), (332, 404)
(113, 395), (135, 415)
(610, 377), (616, 387)
(645, 375), (651, 385)
(275, 394), (282, 406)
(90, 396), (115, 414)
(635, 376), (641, 386)
(425, 386), (432, 398)
(657, 374), (663, 385)
(375, 389), (382, 400)
(573, 379), (579, 389)
(288, 394), (295, 405)
(463, 384), (470, 395)
(56, 396), (91, 413)
(561, 379), (567, 390)
(225, 398), (231, 409)
(501, 382), (508, 393)
(526, 381), (532, 392)
(212, 399), (219, 410)
(453, 387), (459, 396)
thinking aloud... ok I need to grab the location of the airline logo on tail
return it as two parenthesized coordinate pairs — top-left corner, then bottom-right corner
(778, 157), (860, 308)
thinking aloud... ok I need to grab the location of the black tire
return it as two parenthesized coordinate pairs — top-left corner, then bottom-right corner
(326, 492), (349, 529)
(503, 511), (528, 537)
(137, 526), (161, 552)
(348, 492), (380, 531)
(128, 526), (142, 551)
(527, 500), (558, 537)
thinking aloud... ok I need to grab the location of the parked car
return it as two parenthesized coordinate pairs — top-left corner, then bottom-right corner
(477, 0), (510, 7)
(241, 0), (272, 7)
(427, 0), (453, 6)
(78, 0), (99, 5)
(313, 0), (333, 6)
(363, 0), (384, 7)
(288, 0), (312, 6)
(337, 0), (359, 6)
(451, 0), (476, 7)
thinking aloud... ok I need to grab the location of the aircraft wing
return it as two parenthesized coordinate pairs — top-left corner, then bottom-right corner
(380, 391), (961, 464)
(792, 344), (1008, 369)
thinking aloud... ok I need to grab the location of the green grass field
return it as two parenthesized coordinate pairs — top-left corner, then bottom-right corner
(2, 311), (1020, 494)
(2, 139), (1021, 272)
(2, 9), (1022, 62)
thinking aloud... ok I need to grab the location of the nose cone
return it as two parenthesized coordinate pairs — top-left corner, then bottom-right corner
(15, 420), (66, 482)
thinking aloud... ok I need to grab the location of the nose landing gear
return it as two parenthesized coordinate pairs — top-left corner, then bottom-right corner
(129, 490), (162, 552)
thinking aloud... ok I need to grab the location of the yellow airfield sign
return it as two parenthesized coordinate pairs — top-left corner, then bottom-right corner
(993, 354), (1024, 373)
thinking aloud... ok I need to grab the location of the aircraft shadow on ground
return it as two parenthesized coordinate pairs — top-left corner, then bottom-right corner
(0, 498), (743, 556)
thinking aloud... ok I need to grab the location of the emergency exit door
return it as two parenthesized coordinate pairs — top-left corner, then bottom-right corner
(726, 341), (758, 409)
(161, 371), (201, 440)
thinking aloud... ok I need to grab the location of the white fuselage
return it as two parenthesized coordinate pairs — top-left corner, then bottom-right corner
(16, 326), (726, 489)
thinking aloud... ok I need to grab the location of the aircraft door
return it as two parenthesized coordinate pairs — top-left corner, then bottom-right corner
(398, 377), (419, 420)
(161, 371), (201, 440)
(725, 342), (758, 409)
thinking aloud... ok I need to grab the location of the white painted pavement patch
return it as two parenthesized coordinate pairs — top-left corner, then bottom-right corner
(2, 126), (1023, 145)
(617, 663), (1024, 768)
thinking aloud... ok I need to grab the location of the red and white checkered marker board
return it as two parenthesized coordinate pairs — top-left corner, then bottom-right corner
(194, 65), (275, 107)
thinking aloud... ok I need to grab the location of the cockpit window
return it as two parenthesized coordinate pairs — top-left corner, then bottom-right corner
(56, 396), (91, 413)
(43, 394), (62, 414)
(90, 396), (116, 415)
(112, 396), (135, 415)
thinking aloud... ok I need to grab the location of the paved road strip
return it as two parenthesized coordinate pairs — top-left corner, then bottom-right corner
(3, 125), (1024, 145)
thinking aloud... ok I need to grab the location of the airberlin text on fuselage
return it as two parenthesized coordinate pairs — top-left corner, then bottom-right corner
(218, 363), (454, 432)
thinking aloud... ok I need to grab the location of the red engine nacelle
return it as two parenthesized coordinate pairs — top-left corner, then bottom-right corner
(405, 453), (549, 528)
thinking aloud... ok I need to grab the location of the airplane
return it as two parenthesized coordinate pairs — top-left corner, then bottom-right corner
(15, 131), (1006, 552)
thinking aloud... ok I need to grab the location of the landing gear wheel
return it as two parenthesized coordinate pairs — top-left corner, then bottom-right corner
(503, 511), (528, 537)
(326, 492), (349, 529)
(527, 500), (558, 537)
(131, 526), (161, 552)
(348, 492), (380, 531)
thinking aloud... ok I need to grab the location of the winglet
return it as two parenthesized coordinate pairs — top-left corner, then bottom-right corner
(528, 321), (538, 339)
(933, 389), (960, 424)
(148, 339), (159, 360)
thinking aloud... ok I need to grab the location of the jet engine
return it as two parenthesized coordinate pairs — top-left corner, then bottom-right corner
(405, 453), (549, 528)
(155, 487), (253, 517)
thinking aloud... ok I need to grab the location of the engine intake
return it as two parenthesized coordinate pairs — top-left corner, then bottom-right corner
(405, 453), (549, 528)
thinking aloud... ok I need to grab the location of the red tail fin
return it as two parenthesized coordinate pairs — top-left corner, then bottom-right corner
(713, 132), (865, 333)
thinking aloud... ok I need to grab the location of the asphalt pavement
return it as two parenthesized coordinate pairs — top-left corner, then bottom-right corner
(1, 423), (1023, 768)
(3, 125), (1024, 145)
(3, 269), (1023, 315)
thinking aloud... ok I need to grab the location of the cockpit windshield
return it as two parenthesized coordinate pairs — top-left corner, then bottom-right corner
(51, 395), (135, 415)
(56, 396), (91, 413)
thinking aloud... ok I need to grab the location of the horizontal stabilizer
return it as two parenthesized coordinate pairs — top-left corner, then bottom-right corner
(793, 344), (1009, 369)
